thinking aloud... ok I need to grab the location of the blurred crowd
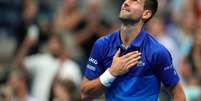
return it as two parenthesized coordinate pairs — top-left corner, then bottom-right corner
(0, 0), (200, 101)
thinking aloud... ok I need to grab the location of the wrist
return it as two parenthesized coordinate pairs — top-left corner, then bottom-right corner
(99, 69), (116, 87)
(108, 67), (118, 77)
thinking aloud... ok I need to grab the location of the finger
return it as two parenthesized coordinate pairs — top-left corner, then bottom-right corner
(127, 56), (141, 65)
(124, 52), (141, 62)
(122, 51), (139, 59)
(127, 61), (139, 70)
(126, 56), (141, 69)
(114, 49), (121, 58)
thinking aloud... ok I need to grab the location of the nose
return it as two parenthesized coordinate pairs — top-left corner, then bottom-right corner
(122, 0), (130, 7)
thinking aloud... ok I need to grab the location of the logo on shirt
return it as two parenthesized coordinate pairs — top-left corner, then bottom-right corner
(163, 64), (173, 71)
(87, 64), (96, 71)
(137, 60), (145, 67)
(174, 70), (177, 75)
(89, 57), (98, 65)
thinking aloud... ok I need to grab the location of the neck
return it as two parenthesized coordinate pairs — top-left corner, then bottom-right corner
(120, 22), (143, 48)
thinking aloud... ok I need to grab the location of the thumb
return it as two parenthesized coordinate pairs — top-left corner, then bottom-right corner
(114, 49), (120, 58)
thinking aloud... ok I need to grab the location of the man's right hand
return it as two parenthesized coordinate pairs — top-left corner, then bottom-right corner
(109, 49), (141, 76)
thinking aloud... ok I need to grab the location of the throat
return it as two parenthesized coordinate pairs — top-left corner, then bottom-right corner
(120, 25), (140, 48)
(121, 32), (130, 48)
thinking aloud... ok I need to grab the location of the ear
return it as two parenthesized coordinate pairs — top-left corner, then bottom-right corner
(142, 10), (152, 21)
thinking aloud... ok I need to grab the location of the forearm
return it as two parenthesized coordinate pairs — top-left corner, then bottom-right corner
(172, 92), (186, 101)
(81, 77), (106, 101)
(15, 38), (32, 67)
(75, 27), (93, 45)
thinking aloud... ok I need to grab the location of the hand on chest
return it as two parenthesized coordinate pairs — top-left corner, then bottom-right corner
(102, 49), (151, 77)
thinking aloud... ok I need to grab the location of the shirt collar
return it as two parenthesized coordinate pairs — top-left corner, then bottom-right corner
(117, 27), (147, 48)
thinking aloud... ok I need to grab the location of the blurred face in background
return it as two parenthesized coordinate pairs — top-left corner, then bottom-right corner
(52, 80), (78, 101)
(23, 0), (38, 21)
(87, 0), (101, 13)
(147, 17), (165, 36)
(9, 71), (26, 92)
(48, 36), (63, 57)
(119, 0), (146, 24)
(182, 12), (196, 32)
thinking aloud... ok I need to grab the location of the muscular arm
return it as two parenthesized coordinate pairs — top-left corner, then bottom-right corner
(168, 82), (186, 101)
(81, 77), (106, 101)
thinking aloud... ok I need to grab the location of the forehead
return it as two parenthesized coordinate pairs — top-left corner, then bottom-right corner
(122, 0), (146, 5)
(122, 0), (145, 2)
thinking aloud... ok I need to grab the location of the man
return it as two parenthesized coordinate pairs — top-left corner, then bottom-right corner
(81, 0), (186, 101)
(15, 34), (81, 101)
(9, 68), (38, 101)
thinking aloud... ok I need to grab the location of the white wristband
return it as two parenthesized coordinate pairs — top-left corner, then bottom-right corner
(99, 69), (116, 87)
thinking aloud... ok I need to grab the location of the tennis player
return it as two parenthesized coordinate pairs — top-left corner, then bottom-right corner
(81, 0), (186, 101)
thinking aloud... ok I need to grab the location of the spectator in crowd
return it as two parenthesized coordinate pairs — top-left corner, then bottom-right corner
(15, 0), (40, 56)
(167, 11), (196, 60)
(184, 76), (201, 101)
(180, 27), (201, 78)
(53, 0), (84, 67)
(50, 79), (80, 101)
(179, 25), (201, 101)
(8, 68), (38, 101)
(74, 0), (113, 58)
(15, 34), (81, 101)
(146, 17), (180, 68)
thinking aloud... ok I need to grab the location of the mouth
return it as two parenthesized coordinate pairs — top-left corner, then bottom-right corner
(121, 8), (130, 12)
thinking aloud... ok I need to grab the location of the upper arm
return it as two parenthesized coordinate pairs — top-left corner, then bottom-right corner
(84, 39), (104, 80)
(154, 47), (180, 88)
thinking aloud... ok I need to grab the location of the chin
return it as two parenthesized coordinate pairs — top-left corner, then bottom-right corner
(119, 12), (130, 19)
(118, 16), (140, 25)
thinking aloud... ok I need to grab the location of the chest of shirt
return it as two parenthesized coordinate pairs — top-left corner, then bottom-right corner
(101, 47), (154, 77)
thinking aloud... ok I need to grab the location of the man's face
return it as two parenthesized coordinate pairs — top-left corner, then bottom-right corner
(119, 0), (145, 23)
(9, 72), (23, 90)
(48, 37), (62, 57)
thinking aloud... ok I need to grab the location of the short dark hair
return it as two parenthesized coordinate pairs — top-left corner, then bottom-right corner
(144, 0), (158, 23)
